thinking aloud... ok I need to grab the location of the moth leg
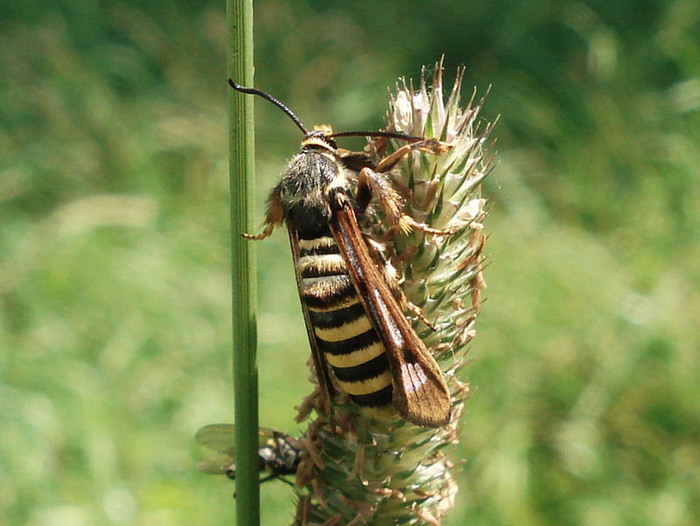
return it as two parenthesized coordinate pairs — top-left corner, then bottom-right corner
(366, 134), (388, 159)
(383, 262), (437, 331)
(337, 148), (374, 173)
(400, 215), (455, 237)
(294, 495), (312, 526)
(356, 166), (403, 225)
(364, 237), (437, 331)
(354, 136), (452, 229)
(349, 444), (367, 484)
(242, 222), (276, 240)
(356, 166), (455, 238)
(405, 300), (437, 331)
(242, 187), (284, 240)
(374, 138), (452, 173)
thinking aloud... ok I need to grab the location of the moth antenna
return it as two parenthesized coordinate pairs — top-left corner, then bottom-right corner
(228, 79), (309, 135)
(229, 80), (426, 144)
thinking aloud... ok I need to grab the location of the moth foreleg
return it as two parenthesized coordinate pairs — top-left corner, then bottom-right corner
(356, 166), (403, 224)
(399, 215), (455, 237)
(374, 210), (455, 239)
(242, 187), (284, 240)
(374, 138), (452, 173)
(356, 166), (454, 238)
(242, 222), (276, 240)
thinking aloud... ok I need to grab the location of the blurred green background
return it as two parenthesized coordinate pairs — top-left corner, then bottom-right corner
(1, 0), (698, 524)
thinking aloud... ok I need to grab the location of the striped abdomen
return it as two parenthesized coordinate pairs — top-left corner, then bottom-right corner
(297, 235), (395, 418)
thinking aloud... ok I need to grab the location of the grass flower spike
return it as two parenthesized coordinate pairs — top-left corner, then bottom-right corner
(293, 61), (496, 525)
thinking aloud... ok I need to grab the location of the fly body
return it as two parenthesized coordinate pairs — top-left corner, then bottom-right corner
(195, 424), (301, 484)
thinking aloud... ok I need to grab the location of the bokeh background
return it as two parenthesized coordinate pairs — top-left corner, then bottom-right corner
(1, 1), (698, 525)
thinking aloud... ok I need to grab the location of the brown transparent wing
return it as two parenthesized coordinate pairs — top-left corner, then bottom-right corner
(329, 198), (451, 428)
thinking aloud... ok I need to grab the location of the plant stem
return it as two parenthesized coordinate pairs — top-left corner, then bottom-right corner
(227, 0), (258, 524)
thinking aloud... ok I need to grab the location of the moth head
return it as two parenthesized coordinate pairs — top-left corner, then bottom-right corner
(303, 125), (339, 152)
(312, 124), (334, 136)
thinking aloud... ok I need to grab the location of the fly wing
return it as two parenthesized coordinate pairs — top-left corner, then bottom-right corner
(195, 424), (237, 476)
(328, 195), (451, 427)
(196, 424), (276, 452)
(196, 453), (236, 476)
(195, 423), (236, 455)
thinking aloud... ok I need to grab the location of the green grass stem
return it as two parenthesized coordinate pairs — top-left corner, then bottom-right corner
(227, 0), (259, 524)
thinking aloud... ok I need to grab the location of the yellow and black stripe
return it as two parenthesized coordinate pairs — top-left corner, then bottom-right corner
(297, 233), (395, 417)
